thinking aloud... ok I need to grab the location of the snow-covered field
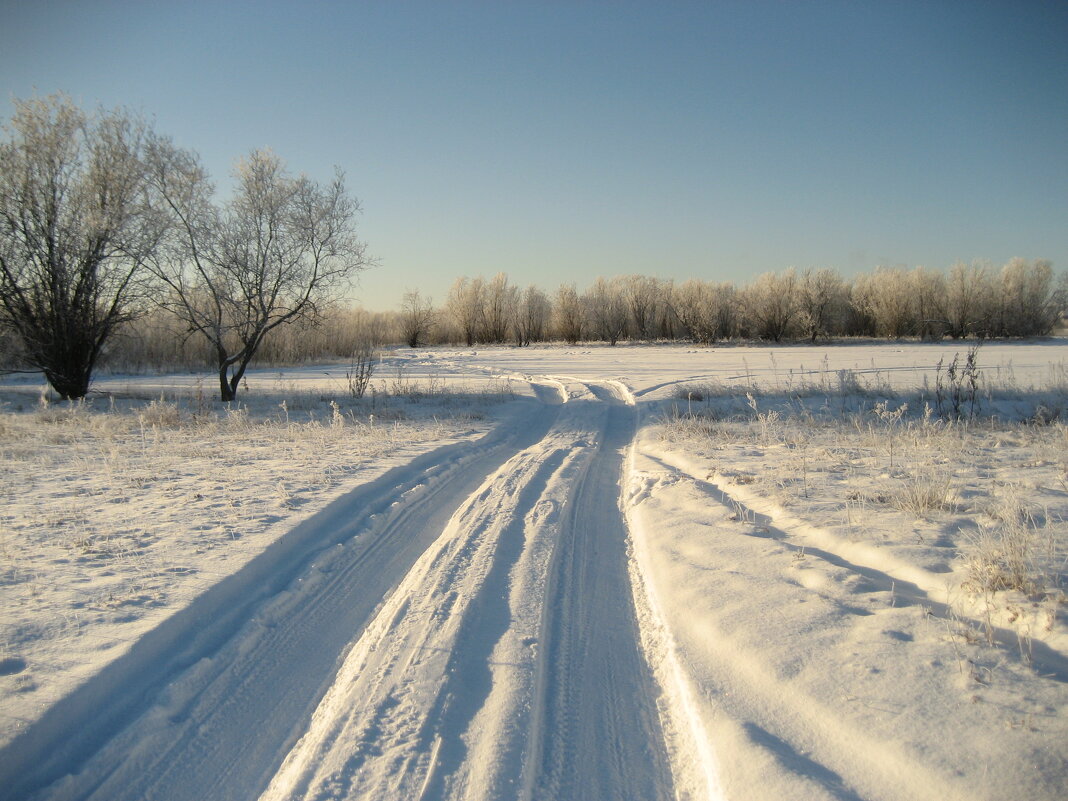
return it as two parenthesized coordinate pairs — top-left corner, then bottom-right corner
(0, 361), (517, 739)
(1, 342), (1066, 800)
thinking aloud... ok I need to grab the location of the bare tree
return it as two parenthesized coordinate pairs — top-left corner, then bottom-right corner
(584, 276), (629, 345)
(909, 267), (948, 340)
(553, 283), (584, 344)
(0, 95), (162, 399)
(399, 289), (435, 348)
(945, 261), (993, 339)
(481, 272), (518, 343)
(148, 144), (369, 400)
(622, 275), (660, 340)
(797, 268), (847, 342)
(346, 334), (378, 399)
(743, 269), (800, 342)
(853, 267), (915, 338)
(446, 276), (484, 346)
(514, 284), (551, 346)
(996, 258), (1061, 337)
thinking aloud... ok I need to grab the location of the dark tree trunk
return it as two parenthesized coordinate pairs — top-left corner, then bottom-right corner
(218, 366), (236, 402)
(35, 335), (100, 400)
(219, 352), (254, 402)
(44, 368), (92, 401)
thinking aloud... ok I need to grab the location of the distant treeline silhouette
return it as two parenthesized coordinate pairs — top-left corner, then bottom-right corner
(35, 260), (1062, 374)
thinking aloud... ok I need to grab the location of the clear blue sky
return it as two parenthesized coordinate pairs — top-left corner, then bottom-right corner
(2, 0), (1066, 310)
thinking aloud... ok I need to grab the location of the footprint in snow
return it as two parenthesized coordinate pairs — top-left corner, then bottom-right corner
(0, 656), (27, 675)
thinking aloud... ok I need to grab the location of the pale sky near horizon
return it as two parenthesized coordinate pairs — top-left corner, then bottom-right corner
(1, 0), (1066, 311)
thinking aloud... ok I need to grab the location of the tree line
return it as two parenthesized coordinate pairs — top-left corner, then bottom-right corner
(395, 261), (1065, 348)
(94, 259), (1065, 372)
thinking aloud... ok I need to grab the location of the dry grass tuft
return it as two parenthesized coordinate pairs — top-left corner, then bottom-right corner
(962, 496), (1048, 597)
(888, 470), (956, 518)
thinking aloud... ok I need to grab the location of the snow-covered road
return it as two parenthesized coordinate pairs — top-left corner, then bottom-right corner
(259, 380), (672, 801)
(5, 378), (674, 801)
(521, 385), (673, 801)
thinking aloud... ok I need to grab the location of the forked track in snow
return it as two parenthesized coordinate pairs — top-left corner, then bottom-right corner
(261, 381), (674, 800)
(5, 381), (675, 801)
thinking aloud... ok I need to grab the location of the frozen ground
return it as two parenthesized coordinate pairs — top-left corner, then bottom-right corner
(1, 342), (1066, 800)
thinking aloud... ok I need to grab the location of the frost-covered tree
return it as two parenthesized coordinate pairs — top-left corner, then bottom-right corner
(742, 269), (800, 342)
(446, 276), (484, 347)
(655, 279), (681, 340)
(553, 283), (584, 344)
(839, 282), (875, 337)
(711, 282), (740, 340)
(945, 261), (994, 339)
(147, 144), (369, 401)
(399, 289), (435, 348)
(0, 95), (163, 399)
(514, 284), (551, 346)
(853, 267), (915, 338)
(797, 268), (847, 342)
(481, 272), (518, 344)
(584, 276), (629, 345)
(996, 258), (1061, 338)
(621, 274), (661, 340)
(671, 280), (737, 344)
(673, 280), (717, 344)
(910, 266), (948, 341)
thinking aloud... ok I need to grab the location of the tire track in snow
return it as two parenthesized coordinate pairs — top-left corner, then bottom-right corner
(522, 382), (675, 801)
(262, 381), (676, 801)
(5, 398), (560, 801)
(627, 441), (1068, 801)
(414, 449), (569, 800)
(9, 379), (678, 801)
(260, 393), (597, 799)
(642, 450), (1068, 683)
(627, 465), (965, 801)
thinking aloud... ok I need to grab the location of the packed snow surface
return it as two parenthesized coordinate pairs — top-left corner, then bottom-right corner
(1, 342), (1067, 800)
